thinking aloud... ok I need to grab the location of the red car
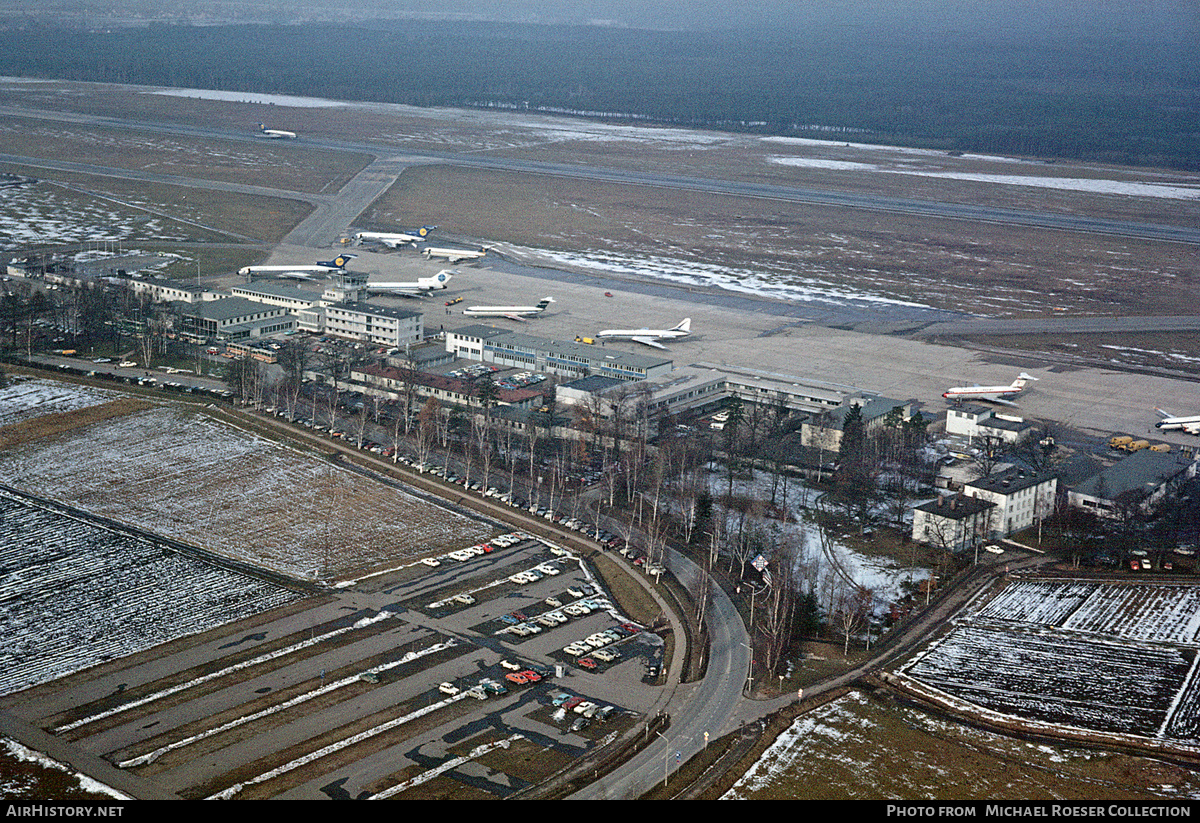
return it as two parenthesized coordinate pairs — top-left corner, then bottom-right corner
(519, 669), (542, 682)
(578, 658), (597, 670)
(505, 672), (530, 685)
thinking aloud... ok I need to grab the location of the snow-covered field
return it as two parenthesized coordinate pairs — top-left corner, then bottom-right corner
(977, 579), (1200, 645)
(0, 377), (120, 429)
(0, 404), (495, 579)
(1, 737), (130, 800)
(0, 489), (302, 697)
(699, 467), (931, 610)
(905, 623), (1195, 739)
(902, 578), (1200, 743)
(768, 155), (1200, 200)
(535, 247), (933, 313)
(0, 179), (193, 249)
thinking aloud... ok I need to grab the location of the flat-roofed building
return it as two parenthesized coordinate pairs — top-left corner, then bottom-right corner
(176, 297), (294, 342)
(129, 277), (224, 304)
(230, 281), (324, 312)
(351, 363), (544, 411)
(444, 325), (673, 382)
(325, 302), (423, 348)
(945, 404), (1037, 445)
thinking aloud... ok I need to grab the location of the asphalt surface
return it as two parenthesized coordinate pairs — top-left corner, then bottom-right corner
(4, 102), (1200, 249)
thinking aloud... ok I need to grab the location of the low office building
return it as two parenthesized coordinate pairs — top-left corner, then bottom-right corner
(801, 395), (914, 454)
(1068, 450), (1197, 518)
(130, 277), (224, 304)
(229, 281), (324, 312)
(913, 494), (997, 553)
(176, 297), (294, 343)
(325, 302), (423, 349)
(964, 467), (1058, 537)
(945, 404), (1037, 445)
(351, 363), (544, 412)
(445, 325), (673, 382)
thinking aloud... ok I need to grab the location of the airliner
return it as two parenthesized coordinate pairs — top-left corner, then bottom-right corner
(942, 373), (1038, 405)
(238, 254), (356, 277)
(424, 246), (488, 263)
(258, 123), (297, 139)
(462, 297), (553, 320)
(364, 270), (454, 294)
(1155, 408), (1200, 435)
(355, 226), (438, 248)
(597, 318), (691, 350)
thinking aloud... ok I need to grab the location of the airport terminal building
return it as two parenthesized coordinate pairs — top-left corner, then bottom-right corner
(445, 325), (673, 382)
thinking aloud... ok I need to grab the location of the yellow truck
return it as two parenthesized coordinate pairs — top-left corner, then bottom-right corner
(1109, 435), (1133, 449)
(1125, 440), (1151, 452)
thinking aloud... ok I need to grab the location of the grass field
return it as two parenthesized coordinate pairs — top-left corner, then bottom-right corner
(0, 113), (370, 195)
(723, 690), (1200, 800)
(0, 160), (315, 249)
(366, 165), (1198, 321)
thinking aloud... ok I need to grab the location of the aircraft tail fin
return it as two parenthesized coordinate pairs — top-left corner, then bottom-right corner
(673, 318), (692, 333)
(317, 253), (358, 269)
(1012, 372), (1039, 388)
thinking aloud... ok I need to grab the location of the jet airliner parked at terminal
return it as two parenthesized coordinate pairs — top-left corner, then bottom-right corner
(424, 246), (488, 263)
(258, 123), (297, 139)
(1155, 409), (1200, 435)
(597, 318), (691, 349)
(355, 226), (438, 248)
(462, 297), (553, 320)
(364, 270), (454, 294)
(942, 373), (1038, 406)
(238, 254), (356, 278)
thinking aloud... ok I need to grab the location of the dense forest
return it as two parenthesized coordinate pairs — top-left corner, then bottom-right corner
(1, 20), (1196, 168)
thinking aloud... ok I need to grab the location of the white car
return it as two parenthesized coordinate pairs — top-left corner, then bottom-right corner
(438, 682), (459, 695)
(421, 557), (441, 567)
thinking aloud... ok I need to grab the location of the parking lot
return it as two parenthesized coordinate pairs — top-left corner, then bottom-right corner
(5, 530), (665, 799)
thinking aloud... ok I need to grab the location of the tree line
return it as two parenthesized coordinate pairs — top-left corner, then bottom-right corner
(0, 22), (1196, 168)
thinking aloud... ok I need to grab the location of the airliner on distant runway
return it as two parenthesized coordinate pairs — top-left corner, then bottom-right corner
(257, 123), (297, 139)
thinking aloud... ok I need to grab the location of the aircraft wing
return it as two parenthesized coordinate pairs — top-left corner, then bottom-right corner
(630, 336), (668, 350)
(992, 398), (1019, 407)
(503, 313), (528, 322)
